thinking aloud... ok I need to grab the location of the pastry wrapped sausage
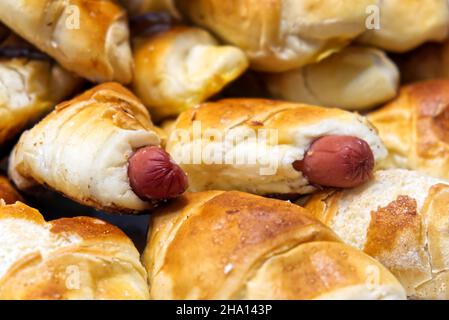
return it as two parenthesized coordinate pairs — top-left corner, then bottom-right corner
(143, 190), (406, 300)
(9, 83), (188, 214)
(165, 99), (387, 195)
(132, 25), (248, 120)
(305, 169), (449, 299)
(0, 30), (81, 148)
(357, 0), (449, 52)
(0, 0), (133, 83)
(0, 202), (149, 300)
(176, 0), (377, 72)
(368, 79), (449, 180)
(264, 46), (399, 111)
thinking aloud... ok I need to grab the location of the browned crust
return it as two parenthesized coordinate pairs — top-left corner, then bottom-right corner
(0, 175), (23, 204)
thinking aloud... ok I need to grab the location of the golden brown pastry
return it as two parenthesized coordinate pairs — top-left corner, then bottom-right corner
(0, 30), (81, 147)
(368, 79), (449, 180)
(305, 169), (449, 299)
(0, 0), (133, 83)
(357, 0), (449, 52)
(0, 202), (149, 300)
(9, 83), (188, 214)
(0, 175), (22, 204)
(132, 26), (248, 121)
(143, 190), (406, 299)
(166, 99), (387, 195)
(176, 0), (377, 72)
(264, 46), (399, 111)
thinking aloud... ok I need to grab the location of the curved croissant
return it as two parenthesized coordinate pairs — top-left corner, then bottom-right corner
(143, 190), (406, 299)
(264, 46), (399, 111)
(166, 99), (386, 195)
(133, 26), (248, 120)
(368, 79), (449, 181)
(305, 169), (449, 299)
(0, 0), (133, 83)
(9, 83), (187, 214)
(176, 0), (377, 72)
(357, 0), (449, 52)
(0, 202), (149, 300)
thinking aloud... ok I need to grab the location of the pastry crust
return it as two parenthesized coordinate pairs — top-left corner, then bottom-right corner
(0, 0), (133, 83)
(132, 26), (248, 121)
(0, 202), (149, 299)
(368, 79), (449, 180)
(9, 83), (161, 214)
(176, 0), (377, 72)
(166, 99), (387, 195)
(264, 46), (399, 111)
(0, 175), (22, 204)
(143, 190), (406, 299)
(304, 169), (449, 299)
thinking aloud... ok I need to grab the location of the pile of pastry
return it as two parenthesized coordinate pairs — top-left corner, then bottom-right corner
(1, 0), (449, 300)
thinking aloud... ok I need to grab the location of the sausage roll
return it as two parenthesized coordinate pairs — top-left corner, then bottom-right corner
(143, 190), (406, 300)
(0, 202), (149, 299)
(166, 99), (387, 195)
(357, 0), (449, 52)
(133, 26), (248, 121)
(368, 79), (449, 180)
(264, 46), (399, 111)
(0, 0), (133, 83)
(0, 32), (81, 147)
(176, 0), (377, 72)
(9, 83), (188, 214)
(305, 169), (449, 299)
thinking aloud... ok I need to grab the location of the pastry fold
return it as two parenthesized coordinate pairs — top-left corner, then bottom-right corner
(368, 79), (449, 180)
(0, 202), (149, 300)
(176, 0), (377, 72)
(305, 169), (449, 299)
(9, 83), (161, 214)
(0, 0), (133, 83)
(143, 190), (406, 300)
(133, 26), (248, 121)
(264, 46), (399, 111)
(166, 99), (386, 195)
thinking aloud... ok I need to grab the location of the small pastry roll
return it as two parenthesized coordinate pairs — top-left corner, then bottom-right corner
(368, 79), (449, 180)
(305, 169), (449, 299)
(0, 31), (81, 147)
(0, 202), (149, 300)
(165, 99), (387, 195)
(358, 0), (449, 52)
(0, 0), (133, 83)
(264, 46), (399, 111)
(9, 83), (188, 214)
(143, 190), (406, 300)
(176, 0), (377, 72)
(132, 26), (248, 120)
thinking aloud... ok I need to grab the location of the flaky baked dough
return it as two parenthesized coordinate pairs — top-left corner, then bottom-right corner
(166, 99), (387, 195)
(143, 190), (406, 300)
(305, 169), (449, 299)
(0, 0), (133, 83)
(0, 202), (149, 300)
(132, 26), (248, 121)
(368, 79), (449, 180)
(9, 83), (161, 214)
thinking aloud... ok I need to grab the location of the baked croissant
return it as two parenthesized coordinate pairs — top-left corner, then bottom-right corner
(0, 0), (133, 83)
(132, 26), (248, 120)
(368, 79), (449, 180)
(143, 190), (406, 299)
(357, 0), (449, 52)
(9, 83), (188, 214)
(305, 169), (449, 299)
(264, 46), (399, 111)
(0, 32), (81, 148)
(165, 99), (387, 195)
(0, 202), (149, 300)
(176, 0), (377, 72)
